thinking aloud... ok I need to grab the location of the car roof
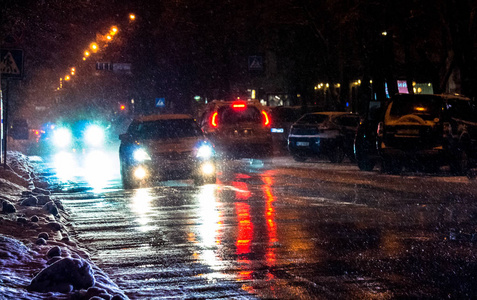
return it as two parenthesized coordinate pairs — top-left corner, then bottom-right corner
(133, 114), (194, 122)
(207, 99), (264, 107)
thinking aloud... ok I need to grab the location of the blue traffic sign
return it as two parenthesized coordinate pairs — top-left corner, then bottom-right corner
(155, 98), (165, 108)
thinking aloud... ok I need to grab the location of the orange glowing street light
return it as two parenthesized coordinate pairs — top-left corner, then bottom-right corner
(90, 42), (99, 52)
(110, 26), (118, 36)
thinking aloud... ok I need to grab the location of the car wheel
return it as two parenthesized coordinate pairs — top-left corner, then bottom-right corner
(381, 157), (401, 174)
(357, 155), (375, 171)
(329, 145), (345, 163)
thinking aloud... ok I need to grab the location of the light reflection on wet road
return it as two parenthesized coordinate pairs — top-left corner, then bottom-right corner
(43, 151), (477, 299)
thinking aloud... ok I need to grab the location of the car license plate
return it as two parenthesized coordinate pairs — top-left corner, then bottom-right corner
(296, 141), (309, 146)
(397, 129), (419, 135)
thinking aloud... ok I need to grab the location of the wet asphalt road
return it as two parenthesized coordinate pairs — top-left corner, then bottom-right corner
(40, 151), (477, 299)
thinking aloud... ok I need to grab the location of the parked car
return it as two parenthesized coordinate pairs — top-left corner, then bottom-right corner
(198, 99), (273, 158)
(377, 93), (477, 174)
(288, 112), (360, 163)
(119, 114), (216, 188)
(270, 106), (322, 149)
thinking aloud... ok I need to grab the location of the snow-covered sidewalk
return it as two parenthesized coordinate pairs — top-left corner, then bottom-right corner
(0, 151), (128, 300)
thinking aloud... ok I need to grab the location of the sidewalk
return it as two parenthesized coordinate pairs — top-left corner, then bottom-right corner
(0, 151), (128, 300)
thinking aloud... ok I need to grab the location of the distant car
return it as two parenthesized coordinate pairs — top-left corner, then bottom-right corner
(377, 93), (477, 174)
(198, 100), (273, 158)
(119, 114), (216, 188)
(34, 120), (109, 155)
(288, 112), (360, 163)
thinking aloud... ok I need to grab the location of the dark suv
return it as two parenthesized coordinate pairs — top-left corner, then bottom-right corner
(377, 94), (477, 174)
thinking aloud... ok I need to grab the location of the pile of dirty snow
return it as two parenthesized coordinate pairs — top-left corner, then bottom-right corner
(0, 151), (128, 299)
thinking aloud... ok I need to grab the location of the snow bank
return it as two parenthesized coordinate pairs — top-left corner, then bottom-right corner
(0, 151), (128, 299)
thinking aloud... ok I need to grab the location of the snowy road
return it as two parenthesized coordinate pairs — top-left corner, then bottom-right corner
(42, 152), (477, 299)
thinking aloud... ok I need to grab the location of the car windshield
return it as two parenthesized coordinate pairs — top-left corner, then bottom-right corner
(218, 106), (262, 124)
(389, 95), (443, 120)
(128, 119), (202, 140)
(295, 114), (329, 124)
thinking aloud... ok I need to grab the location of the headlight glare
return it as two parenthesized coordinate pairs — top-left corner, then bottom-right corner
(53, 128), (72, 148)
(196, 144), (214, 159)
(85, 125), (105, 146)
(133, 166), (147, 179)
(200, 162), (215, 175)
(133, 148), (151, 162)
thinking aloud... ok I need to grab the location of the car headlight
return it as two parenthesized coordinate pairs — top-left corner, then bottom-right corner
(196, 144), (214, 159)
(84, 125), (105, 147)
(53, 128), (72, 148)
(133, 148), (151, 162)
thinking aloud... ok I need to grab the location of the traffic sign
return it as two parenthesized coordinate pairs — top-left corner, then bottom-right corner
(248, 55), (263, 71)
(0, 49), (23, 79)
(155, 98), (165, 108)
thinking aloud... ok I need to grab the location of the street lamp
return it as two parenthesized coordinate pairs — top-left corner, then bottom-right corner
(110, 26), (118, 36)
(90, 42), (99, 52)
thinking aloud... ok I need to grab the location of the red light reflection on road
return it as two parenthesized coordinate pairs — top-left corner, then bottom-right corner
(234, 175), (253, 280)
(236, 202), (253, 256)
(233, 181), (251, 200)
(261, 171), (278, 270)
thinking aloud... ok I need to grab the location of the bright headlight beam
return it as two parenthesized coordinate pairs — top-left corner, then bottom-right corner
(201, 162), (215, 175)
(133, 148), (151, 162)
(85, 125), (105, 147)
(53, 128), (72, 148)
(197, 145), (213, 159)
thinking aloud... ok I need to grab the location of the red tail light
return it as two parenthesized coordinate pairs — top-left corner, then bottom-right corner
(210, 112), (218, 127)
(232, 101), (246, 110)
(262, 110), (270, 126)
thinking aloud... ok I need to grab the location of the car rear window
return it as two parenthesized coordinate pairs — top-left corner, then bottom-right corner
(217, 106), (262, 124)
(389, 95), (442, 120)
(128, 119), (202, 139)
(295, 114), (328, 124)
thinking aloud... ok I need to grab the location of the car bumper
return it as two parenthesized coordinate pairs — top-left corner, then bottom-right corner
(288, 137), (337, 155)
(126, 159), (216, 181)
(379, 146), (446, 161)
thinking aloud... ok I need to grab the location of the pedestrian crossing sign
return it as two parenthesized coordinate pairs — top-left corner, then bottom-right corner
(155, 98), (165, 108)
(0, 49), (23, 79)
(248, 55), (263, 71)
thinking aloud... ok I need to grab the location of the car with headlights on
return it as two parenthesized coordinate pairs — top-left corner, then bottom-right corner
(198, 99), (273, 158)
(119, 114), (216, 188)
(34, 120), (109, 155)
(288, 112), (360, 163)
